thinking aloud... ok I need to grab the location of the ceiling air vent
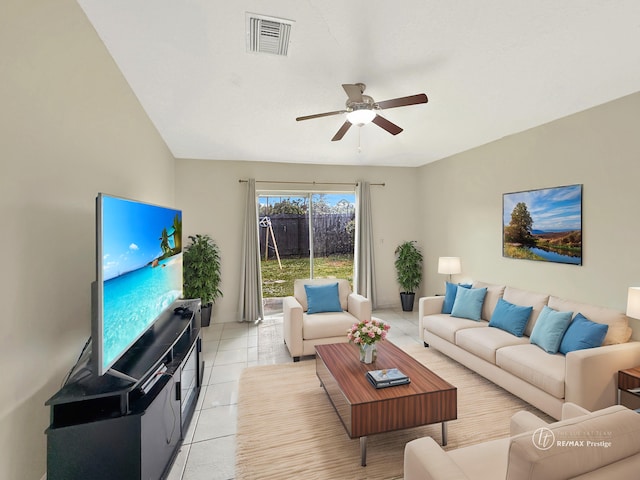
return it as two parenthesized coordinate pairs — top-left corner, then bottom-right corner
(246, 13), (294, 56)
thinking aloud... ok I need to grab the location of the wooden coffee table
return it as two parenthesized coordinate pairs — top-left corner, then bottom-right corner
(315, 341), (457, 466)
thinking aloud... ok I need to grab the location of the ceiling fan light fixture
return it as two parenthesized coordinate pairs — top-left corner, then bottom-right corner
(346, 109), (376, 126)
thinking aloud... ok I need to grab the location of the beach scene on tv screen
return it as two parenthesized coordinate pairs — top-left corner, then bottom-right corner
(101, 196), (183, 370)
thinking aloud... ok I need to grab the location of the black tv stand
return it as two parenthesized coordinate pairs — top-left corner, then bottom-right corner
(107, 367), (138, 383)
(45, 300), (203, 480)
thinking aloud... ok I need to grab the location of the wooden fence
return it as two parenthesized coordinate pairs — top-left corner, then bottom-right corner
(259, 213), (355, 258)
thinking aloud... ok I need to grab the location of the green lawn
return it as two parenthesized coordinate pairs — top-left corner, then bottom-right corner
(261, 254), (354, 297)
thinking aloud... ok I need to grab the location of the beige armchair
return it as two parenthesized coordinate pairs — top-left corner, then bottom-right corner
(283, 278), (371, 361)
(404, 402), (640, 480)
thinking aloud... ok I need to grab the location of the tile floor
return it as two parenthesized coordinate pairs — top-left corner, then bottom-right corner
(167, 307), (421, 480)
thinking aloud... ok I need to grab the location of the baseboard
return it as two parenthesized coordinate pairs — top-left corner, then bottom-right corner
(372, 303), (399, 310)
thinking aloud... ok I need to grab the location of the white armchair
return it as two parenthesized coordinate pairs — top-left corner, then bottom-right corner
(404, 403), (640, 480)
(283, 278), (372, 361)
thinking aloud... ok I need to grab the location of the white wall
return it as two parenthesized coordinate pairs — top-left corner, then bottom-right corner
(418, 92), (640, 339)
(175, 159), (422, 319)
(1, 1), (176, 478)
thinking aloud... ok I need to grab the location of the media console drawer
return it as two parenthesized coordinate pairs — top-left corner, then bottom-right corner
(47, 375), (179, 480)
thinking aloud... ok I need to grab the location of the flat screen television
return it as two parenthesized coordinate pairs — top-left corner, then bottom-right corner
(92, 193), (183, 378)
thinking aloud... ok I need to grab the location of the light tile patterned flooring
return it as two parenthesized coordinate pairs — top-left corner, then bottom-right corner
(167, 307), (421, 480)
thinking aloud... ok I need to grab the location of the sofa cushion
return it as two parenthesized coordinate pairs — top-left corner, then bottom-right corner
(548, 296), (632, 345)
(559, 313), (609, 355)
(304, 282), (342, 314)
(423, 314), (487, 343)
(451, 287), (487, 321)
(456, 327), (529, 364)
(489, 298), (533, 337)
(303, 311), (356, 340)
(496, 344), (566, 399)
(506, 405), (640, 480)
(294, 278), (350, 311)
(530, 306), (572, 354)
(473, 281), (506, 321)
(502, 287), (550, 337)
(442, 282), (472, 314)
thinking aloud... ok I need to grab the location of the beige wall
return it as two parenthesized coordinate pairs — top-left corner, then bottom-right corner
(419, 91), (640, 339)
(176, 93), (640, 342)
(1, 1), (176, 478)
(175, 159), (422, 317)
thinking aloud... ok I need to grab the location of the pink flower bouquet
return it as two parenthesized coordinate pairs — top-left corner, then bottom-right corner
(347, 319), (390, 346)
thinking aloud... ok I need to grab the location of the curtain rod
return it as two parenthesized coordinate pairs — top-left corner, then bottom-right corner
(238, 179), (385, 186)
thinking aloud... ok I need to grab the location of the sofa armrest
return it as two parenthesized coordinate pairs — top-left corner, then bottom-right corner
(510, 404), (591, 437)
(565, 341), (640, 411)
(283, 296), (304, 358)
(510, 411), (549, 436)
(419, 296), (445, 341)
(561, 402), (591, 420)
(404, 437), (470, 480)
(347, 293), (372, 322)
(506, 406), (640, 480)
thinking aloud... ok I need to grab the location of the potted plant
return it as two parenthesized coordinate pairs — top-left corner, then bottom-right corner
(183, 234), (222, 326)
(394, 240), (423, 311)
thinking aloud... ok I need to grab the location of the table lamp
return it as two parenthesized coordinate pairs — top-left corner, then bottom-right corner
(438, 257), (461, 283)
(626, 287), (640, 319)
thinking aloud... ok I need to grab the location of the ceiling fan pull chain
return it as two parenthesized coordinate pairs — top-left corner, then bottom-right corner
(358, 127), (362, 153)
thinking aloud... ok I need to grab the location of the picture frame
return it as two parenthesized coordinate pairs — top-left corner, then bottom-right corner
(503, 184), (582, 265)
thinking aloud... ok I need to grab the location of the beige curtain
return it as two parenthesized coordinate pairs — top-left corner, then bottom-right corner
(238, 179), (264, 323)
(354, 181), (377, 308)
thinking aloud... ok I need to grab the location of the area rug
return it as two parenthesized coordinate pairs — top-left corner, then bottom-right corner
(236, 343), (552, 480)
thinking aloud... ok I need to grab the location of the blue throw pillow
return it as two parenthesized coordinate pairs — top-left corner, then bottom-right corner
(559, 313), (609, 355)
(530, 306), (573, 354)
(442, 282), (472, 314)
(450, 287), (487, 321)
(489, 298), (533, 337)
(304, 283), (342, 314)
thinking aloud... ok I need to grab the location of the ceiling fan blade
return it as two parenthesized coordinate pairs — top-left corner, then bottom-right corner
(331, 121), (352, 141)
(372, 114), (403, 135)
(376, 93), (428, 110)
(342, 84), (363, 102)
(296, 110), (347, 121)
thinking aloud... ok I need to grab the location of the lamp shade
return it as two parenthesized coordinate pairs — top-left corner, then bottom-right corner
(626, 287), (640, 319)
(438, 257), (461, 275)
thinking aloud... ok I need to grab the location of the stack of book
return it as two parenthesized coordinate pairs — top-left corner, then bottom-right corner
(366, 368), (410, 389)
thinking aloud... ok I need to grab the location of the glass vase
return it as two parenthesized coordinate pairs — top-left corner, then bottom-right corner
(359, 343), (378, 364)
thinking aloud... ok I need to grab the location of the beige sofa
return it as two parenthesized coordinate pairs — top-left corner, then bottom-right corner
(283, 278), (371, 361)
(420, 281), (640, 418)
(404, 402), (640, 480)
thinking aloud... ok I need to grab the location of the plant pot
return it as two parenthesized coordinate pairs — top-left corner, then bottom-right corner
(400, 292), (415, 312)
(201, 303), (213, 327)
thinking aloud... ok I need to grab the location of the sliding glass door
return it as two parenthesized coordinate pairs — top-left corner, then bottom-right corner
(309, 193), (355, 282)
(258, 191), (356, 304)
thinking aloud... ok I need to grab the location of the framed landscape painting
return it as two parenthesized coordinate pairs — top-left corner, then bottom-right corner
(503, 184), (582, 265)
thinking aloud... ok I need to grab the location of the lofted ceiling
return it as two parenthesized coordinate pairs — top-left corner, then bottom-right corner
(78, 1), (640, 167)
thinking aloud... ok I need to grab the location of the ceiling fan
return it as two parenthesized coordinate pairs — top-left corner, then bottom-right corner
(296, 83), (428, 141)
